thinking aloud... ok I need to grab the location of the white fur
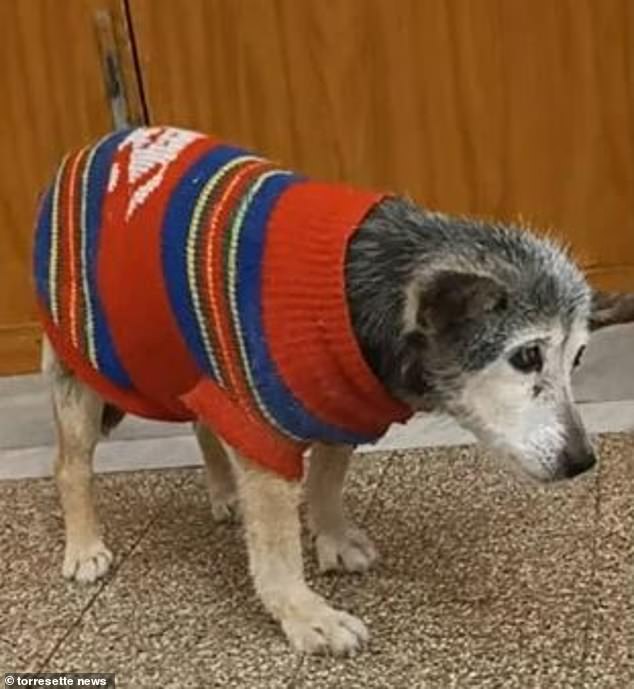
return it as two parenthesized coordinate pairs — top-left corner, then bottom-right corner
(452, 320), (589, 481)
(306, 444), (378, 573)
(220, 440), (368, 655)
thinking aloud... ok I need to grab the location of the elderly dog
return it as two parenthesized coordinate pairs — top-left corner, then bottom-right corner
(36, 127), (633, 655)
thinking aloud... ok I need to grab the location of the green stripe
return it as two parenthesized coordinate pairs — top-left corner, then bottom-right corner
(186, 154), (260, 383)
(71, 149), (90, 354)
(195, 158), (258, 386)
(79, 140), (105, 368)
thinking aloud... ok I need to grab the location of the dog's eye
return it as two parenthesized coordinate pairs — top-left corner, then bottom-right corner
(509, 345), (543, 373)
(573, 346), (586, 369)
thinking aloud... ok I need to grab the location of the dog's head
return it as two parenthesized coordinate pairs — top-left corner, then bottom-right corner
(401, 265), (594, 483)
(353, 206), (612, 482)
(348, 201), (634, 482)
(407, 260), (596, 479)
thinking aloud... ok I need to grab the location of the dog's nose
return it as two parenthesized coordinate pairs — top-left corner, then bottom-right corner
(558, 405), (597, 479)
(560, 448), (597, 479)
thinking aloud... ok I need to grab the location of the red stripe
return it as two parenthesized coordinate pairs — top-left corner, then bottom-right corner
(202, 160), (274, 413)
(98, 134), (219, 418)
(197, 158), (258, 385)
(40, 304), (193, 422)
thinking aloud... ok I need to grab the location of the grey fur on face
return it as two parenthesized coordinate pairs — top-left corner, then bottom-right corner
(345, 197), (596, 482)
(345, 196), (590, 406)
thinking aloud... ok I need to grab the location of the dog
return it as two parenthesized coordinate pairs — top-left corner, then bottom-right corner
(35, 127), (634, 655)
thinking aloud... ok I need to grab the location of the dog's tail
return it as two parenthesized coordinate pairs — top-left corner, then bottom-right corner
(591, 290), (634, 330)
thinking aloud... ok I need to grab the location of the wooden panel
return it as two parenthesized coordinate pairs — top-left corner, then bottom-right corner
(129, 0), (634, 289)
(0, 0), (144, 374)
(0, 324), (41, 376)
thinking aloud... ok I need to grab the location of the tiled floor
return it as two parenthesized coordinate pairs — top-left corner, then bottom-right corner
(0, 436), (632, 688)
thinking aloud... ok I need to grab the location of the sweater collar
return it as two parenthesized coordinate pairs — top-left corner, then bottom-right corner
(261, 180), (413, 445)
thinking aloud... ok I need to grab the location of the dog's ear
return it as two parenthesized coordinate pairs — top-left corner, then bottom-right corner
(417, 271), (508, 333)
(395, 272), (507, 403)
(590, 290), (634, 331)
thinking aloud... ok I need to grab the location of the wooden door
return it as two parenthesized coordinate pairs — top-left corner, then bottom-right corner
(129, 0), (634, 290)
(3, 0), (633, 375)
(0, 0), (143, 374)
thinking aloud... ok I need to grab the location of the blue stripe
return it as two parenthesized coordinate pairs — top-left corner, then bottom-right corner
(236, 175), (375, 445)
(162, 144), (249, 380)
(84, 130), (134, 388)
(33, 187), (54, 309)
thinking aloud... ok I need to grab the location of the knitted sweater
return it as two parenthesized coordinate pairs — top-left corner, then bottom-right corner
(34, 127), (411, 478)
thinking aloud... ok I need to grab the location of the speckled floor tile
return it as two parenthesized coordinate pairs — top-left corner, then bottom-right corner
(0, 468), (187, 672)
(2, 436), (632, 689)
(38, 453), (392, 688)
(583, 435), (634, 689)
(296, 444), (600, 689)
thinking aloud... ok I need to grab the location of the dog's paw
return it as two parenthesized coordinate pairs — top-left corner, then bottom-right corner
(209, 493), (240, 523)
(63, 540), (113, 583)
(281, 601), (368, 656)
(314, 526), (378, 573)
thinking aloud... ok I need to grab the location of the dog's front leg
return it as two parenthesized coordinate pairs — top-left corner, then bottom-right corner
(225, 444), (368, 655)
(306, 444), (377, 573)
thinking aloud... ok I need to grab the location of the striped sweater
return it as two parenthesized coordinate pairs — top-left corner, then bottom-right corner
(34, 127), (411, 478)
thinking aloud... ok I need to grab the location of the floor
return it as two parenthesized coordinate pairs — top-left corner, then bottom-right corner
(1, 324), (633, 688)
(1, 438), (632, 688)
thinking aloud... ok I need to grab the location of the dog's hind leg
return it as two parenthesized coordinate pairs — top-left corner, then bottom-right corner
(46, 339), (113, 583)
(224, 443), (368, 655)
(193, 422), (239, 522)
(306, 444), (377, 574)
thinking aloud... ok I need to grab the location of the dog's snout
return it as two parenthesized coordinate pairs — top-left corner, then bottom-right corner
(555, 405), (597, 479)
(559, 447), (597, 479)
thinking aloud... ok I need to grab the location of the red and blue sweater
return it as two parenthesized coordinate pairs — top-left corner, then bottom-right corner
(34, 127), (411, 478)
